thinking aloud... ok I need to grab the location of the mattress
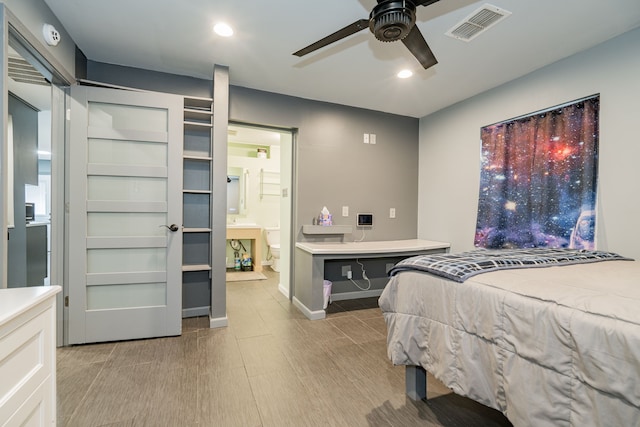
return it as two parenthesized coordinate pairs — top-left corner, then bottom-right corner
(379, 260), (640, 426)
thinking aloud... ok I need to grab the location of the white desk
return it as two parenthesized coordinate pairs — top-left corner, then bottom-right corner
(0, 286), (60, 426)
(294, 239), (449, 320)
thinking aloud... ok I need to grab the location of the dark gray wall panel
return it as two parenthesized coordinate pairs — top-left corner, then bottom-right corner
(228, 85), (420, 243)
(86, 60), (212, 98)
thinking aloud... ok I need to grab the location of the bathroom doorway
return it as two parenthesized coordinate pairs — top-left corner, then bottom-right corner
(226, 123), (293, 298)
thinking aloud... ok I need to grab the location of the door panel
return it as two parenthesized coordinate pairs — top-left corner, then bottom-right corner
(68, 86), (182, 344)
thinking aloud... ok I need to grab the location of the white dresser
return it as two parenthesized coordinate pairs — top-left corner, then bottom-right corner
(0, 286), (60, 426)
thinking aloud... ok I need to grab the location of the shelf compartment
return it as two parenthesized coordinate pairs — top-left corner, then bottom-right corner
(184, 158), (211, 191)
(183, 193), (210, 229)
(184, 127), (212, 157)
(184, 108), (212, 124)
(183, 232), (210, 267)
(184, 96), (213, 111)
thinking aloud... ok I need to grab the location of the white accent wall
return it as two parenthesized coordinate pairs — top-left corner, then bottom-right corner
(418, 28), (640, 260)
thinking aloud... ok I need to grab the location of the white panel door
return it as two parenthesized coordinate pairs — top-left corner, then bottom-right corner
(68, 86), (183, 344)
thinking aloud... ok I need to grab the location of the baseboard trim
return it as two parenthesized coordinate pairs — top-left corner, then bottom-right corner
(209, 315), (228, 329)
(278, 283), (289, 299)
(182, 306), (210, 318)
(330, 289), (383, 302)
(292, 297), (325, 320)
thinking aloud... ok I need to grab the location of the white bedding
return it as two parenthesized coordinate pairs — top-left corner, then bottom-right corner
(379, 260), (640, 426)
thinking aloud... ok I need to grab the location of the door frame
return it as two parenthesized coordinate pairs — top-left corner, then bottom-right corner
(0, 5), (73, 346)
(225, 121), (298, 301)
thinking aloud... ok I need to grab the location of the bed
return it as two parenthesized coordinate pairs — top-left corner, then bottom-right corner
(378, 248), (640, 427)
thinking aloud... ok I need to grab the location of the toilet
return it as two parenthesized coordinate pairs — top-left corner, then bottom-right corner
(264, 227), (281, 272)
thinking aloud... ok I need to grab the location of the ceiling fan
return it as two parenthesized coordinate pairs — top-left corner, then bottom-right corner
(293, 0), (441, 70)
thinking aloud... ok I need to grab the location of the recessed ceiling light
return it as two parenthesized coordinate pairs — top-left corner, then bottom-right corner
(213, 22), (233, 37)
(397, 69), (413, 79)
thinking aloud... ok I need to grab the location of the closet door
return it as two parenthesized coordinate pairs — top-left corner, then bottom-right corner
(67, 86), (182, 344)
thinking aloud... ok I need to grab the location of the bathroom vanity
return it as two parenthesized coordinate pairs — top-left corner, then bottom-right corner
(226, 225), (262, 272)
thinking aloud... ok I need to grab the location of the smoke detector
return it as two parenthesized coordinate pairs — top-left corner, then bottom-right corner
(445, 4), (511, 42)
(43, 24), (61, 46)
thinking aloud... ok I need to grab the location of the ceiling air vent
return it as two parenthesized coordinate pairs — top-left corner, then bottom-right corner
(445, 4), (511, 42)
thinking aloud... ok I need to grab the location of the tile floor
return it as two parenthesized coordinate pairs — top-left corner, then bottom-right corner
(56, 270), (512, 426)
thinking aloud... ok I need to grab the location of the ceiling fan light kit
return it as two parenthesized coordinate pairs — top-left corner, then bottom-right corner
(293, 0), (441, 70)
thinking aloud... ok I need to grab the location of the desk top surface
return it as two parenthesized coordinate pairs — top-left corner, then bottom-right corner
(295, 239), (450, 255)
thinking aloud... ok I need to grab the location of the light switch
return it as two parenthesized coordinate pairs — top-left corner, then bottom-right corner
(390, 208), (396, 218)
(342, 206), (349, 217)
(363, 133), (370, 144)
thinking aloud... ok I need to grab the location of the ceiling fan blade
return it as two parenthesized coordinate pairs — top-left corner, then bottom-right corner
(414, 0), (441, 7)
(293, 19), (369, 57)
(401, 25), (438, 69)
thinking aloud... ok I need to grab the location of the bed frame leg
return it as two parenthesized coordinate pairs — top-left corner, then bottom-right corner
(406, 365), (427, 400)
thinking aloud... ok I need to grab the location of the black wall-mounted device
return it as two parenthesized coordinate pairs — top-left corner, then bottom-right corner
(357, 213), (373, 227)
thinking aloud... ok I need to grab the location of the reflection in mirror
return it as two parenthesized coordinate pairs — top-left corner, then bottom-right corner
(227, 175), (240, 214)
(6, 46), (52, 288)
(227, 166), (247, 215)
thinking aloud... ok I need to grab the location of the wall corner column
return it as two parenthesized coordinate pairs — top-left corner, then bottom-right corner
(210, 64), (229, 327)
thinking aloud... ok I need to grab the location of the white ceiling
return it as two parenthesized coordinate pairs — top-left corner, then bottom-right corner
(44, 0), (640, 118)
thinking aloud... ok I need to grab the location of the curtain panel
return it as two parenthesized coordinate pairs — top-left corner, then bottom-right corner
(475, 96), (599, 249)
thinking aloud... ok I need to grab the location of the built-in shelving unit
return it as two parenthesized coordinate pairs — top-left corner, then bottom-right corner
(182, 96), (214, 318)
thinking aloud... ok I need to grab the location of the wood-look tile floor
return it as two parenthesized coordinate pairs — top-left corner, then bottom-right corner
(57, 270), (513, 426)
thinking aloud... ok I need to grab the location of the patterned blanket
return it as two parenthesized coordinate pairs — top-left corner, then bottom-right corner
(388, 248), (633, 283)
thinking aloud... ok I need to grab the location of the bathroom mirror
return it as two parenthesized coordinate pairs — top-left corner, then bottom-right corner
(227, 167), (247, 215)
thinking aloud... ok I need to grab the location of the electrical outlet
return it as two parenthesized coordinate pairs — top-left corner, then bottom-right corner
(342, 265), (351, 277)
(390, 208), (396, 218)
(347, 271), (353, 279)
(363, 133), (369, 144)
(370, 133), (376, 144)
(342, 206), (349, 217)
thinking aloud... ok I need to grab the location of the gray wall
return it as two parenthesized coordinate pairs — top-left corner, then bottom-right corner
(85, 62), (421, 244)
(418, 27), (640, 260)
(86, 61), (212, 98)
(229, 86), (420, 243)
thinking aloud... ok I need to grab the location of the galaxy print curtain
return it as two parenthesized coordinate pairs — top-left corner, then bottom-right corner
(474, 96), (599, 250)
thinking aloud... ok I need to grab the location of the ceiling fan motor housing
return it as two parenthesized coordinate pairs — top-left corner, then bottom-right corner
(370, 0), (417, 42)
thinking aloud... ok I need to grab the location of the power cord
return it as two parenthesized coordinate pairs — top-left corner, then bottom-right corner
(348, 259), (371, 291)
(355, 227), (366, 242)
